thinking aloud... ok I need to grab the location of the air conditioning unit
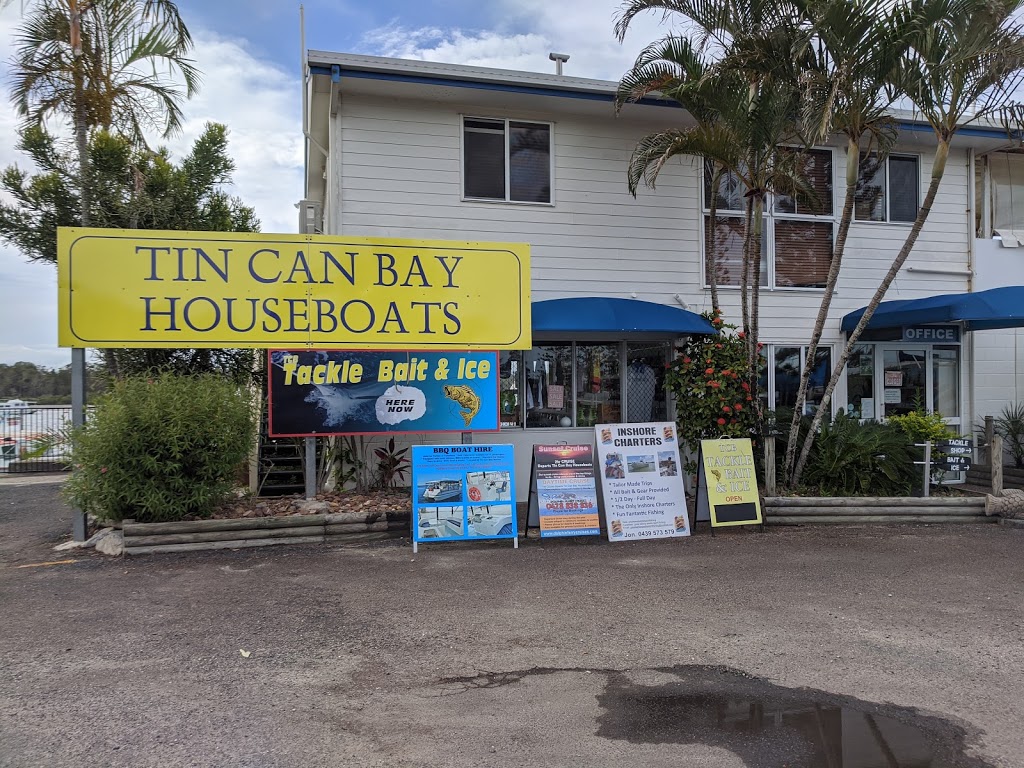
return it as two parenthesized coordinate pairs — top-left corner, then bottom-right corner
(298, 199), (323, 234)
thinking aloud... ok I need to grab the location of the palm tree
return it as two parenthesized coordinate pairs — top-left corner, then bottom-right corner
(778, 0), (915, 487)
(8, 0), (198, 228)
(616, 0), (811, 400)
(790, 0), (1024, 485)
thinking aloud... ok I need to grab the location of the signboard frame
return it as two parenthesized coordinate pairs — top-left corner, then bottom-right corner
(411, 444), (518, 553)
(527, 444), (601, 538)
(267, 349), (500, 437)
(58, 228), (531, 350)
(594, 422), (690, 542)
(695, 437), (763, 530)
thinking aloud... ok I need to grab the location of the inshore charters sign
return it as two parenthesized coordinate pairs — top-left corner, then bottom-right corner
(57, 228), (531, 349)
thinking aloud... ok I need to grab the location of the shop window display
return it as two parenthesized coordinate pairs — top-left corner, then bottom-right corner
(500, 341), (671, 429)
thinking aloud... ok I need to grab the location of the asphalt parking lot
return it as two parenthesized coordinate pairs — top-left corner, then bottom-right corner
(1, 477), (1022, 767)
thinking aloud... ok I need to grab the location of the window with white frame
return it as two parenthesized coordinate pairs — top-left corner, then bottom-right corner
(463, 118), (551, 204)
(703, 148), (835, 289)
(855, 152), (919, 223)
(984, 151), (1024, 234)
(758, 344), (833, 414)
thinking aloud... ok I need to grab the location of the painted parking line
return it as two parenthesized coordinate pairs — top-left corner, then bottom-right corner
(14, 559), (78, 569)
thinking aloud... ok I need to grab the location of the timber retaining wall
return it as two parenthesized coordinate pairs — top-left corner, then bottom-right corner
(762, 496), (993, 525)
(122, 510), (411, 555)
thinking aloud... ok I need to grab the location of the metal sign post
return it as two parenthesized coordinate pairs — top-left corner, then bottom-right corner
(913, 441), (932, 498)
(304, 437), (317, 499)
(71, 348), (88, 541)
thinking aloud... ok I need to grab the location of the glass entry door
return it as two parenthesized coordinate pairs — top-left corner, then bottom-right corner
(879, 347), (927, 417)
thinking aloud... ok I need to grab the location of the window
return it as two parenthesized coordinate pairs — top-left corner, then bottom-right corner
(463, 118), (551, 203)
(855, 153), (919, 223)
(502, 341), (671, 429)
(845, 344), (875, 419)
(704, 149), (834, 289)
(759, 344), (832, 414)
(986, 151), (1024, 234)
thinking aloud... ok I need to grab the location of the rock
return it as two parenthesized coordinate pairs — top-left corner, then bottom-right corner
(85, 527), (114, 546)
(54, 539), (88, 552)
(93, 529), (124, 556)
(242, 509), (255, 518)
(298, 500), (331, 513)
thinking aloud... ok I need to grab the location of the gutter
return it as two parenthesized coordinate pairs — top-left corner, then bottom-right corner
(300, 5), (328, 202)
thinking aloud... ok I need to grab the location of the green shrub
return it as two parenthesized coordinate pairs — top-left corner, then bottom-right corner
(665, 310), (763, 474)
(63, 374), (257, 523)
(888, 409), (957, 481)
(800, 413), (916, 496)
(994, 402), (1024, 469)
(887, 409), (956, 445)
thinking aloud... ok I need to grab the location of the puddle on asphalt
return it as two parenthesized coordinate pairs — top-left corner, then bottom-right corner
(595, 666), (994, 768)
(440, 665), (993, 768)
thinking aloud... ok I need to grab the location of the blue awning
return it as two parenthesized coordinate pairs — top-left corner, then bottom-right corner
(841, 286), (1024, 333)
(532, 297), (717, 335)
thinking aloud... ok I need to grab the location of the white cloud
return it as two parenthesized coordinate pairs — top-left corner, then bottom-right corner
(358, 0), (672, 81)
(0, 0), (679, 366)
(0, 22), (303, 366)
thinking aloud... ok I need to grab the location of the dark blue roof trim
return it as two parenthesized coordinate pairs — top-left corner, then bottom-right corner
(311, 64), (1018, 138)
(309, 64), (679, 109)
(894, 120), (1011, 140)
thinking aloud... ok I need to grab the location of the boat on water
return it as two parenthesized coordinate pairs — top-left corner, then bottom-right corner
(0, 399), (36, 416)
(421, 480), (462, 503)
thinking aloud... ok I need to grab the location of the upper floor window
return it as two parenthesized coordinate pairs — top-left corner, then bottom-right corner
(703, 148), (834, 290)
(855, 153), (919, 223)
(463, 118), (552, 204)
(986, 151), (1024, 234)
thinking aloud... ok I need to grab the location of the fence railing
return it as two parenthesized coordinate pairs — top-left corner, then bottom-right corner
(0, 405), (76, 473)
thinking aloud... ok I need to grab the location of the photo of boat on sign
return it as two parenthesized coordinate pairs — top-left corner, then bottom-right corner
(416, 477), (464, 504)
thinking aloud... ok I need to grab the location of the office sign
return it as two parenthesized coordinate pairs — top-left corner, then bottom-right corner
(902, 325), (960, 343)
(530, 444), (600, 538)
(594, 422), (689, 541)
(411, 444), (517, 547)
(268, 350), (499, 437)
(57, 228), (531, 349)
(696, 438), (762, 527)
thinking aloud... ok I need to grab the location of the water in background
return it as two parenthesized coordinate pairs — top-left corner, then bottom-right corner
(0, 406), (75, 471)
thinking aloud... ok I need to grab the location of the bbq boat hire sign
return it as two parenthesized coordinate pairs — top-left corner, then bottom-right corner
(268, 350), (499, 436)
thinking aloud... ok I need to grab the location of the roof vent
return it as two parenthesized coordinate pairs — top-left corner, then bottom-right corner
(548, 52), (570, 76)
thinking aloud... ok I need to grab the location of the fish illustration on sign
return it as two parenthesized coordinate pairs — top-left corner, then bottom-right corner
(444, 385), (480, 427)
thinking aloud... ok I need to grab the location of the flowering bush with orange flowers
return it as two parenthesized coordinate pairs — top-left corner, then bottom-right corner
(665, 310), (763, 474)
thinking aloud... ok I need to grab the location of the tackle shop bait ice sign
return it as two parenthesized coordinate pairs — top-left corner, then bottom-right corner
(267, 350), (500, 437)
(57, 228), (531, 350)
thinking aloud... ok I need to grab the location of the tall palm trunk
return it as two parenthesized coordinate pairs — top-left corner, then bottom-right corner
(748, 190), (765, 409)
(739, 196), (754, 367)
(783, 135), (859, 484)
(707, 163), (723, 313)
(791, 139), (950, 485)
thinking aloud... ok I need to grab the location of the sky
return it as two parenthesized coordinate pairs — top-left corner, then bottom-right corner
(0, 0), (667, 369)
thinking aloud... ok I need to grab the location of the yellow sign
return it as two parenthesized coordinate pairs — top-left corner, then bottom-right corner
(699, 438), (762, 527)
(57, 228), (531, 349)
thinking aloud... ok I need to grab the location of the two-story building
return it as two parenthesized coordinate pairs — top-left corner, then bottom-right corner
(301, 51), (1024, 496)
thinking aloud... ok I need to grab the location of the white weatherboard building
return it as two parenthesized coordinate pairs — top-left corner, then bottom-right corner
(302, 51), (1024, 498)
